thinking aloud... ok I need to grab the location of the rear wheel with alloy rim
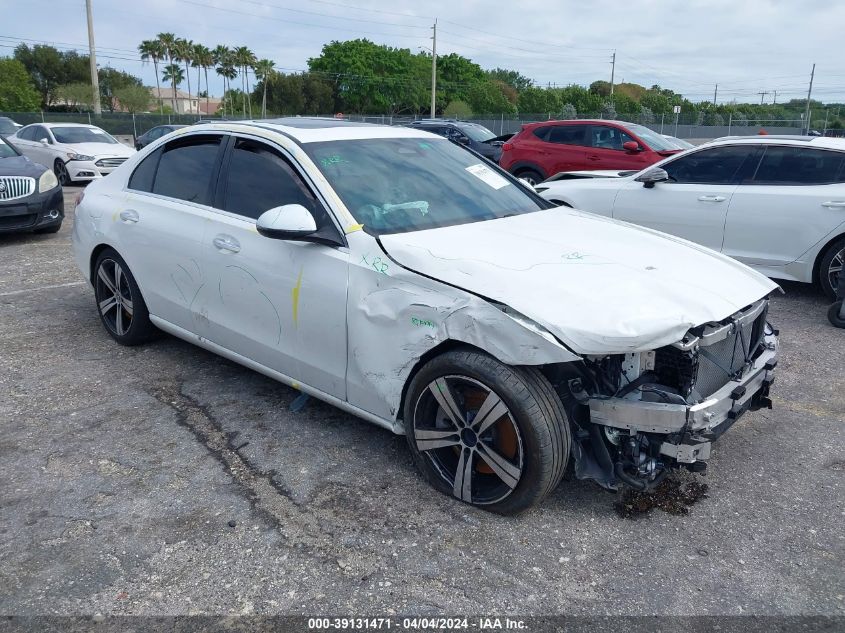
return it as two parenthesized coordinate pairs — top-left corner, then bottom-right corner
(404, 349), (569, 514)
(93, 249), (157, 345)
(819, 237), (845, 300)
(53, 159), (71, 186)
(514, 168), (543, 187)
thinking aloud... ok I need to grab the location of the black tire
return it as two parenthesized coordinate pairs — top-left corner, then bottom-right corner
(514, 168), (544, 187)
(404, 349), (570, 515)
(34, 222), (62, 234)
(53, 159), (71, 186)
(828, 301), (845, 328)
(93, 248), (157, 345)
(818, 237), (845, 300)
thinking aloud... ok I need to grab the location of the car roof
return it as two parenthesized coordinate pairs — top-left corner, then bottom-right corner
(705, 135), (845, 150)
(524, 119), (637, 128)
(172, 117), (437, 144)
(39, 122), (102, 129)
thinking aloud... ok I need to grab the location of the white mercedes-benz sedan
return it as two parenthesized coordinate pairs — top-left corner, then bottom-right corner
(72, 118), (779, 514)
(536, 135), (845, 298)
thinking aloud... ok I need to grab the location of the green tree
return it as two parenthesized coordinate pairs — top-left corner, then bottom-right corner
(467, 80), (515, 115)
(139, 39), (165, 114)
(115, 84), (151, 113)
(13, 44), (89, 107)
(213, 45), (234, 117)
(55, 82), (95, 112)
(517, 87), (560, 115)
(192, 44), (214, 115)
(0, 58), (41, 111)
(98, 67), (143, 112)
(162, 63), (184, 107)
(589, 80), (612, 97)
(253, 58), (275, 118)
(560, 103), (577, 120)
(443, 100), (472, 118)
(233, 46), (256, 117)
(486, 68), (533, 92)
(174, 38), (194, 105)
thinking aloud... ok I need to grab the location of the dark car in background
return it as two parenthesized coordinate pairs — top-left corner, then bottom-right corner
(499, 119), (682, 185)
(0, 117), (23, 136)
(134, 124), (188, 150)
(407, 119), (508, 163)
(0, 135), (64, 234)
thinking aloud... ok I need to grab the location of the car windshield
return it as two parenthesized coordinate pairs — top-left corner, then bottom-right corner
(0, 119), (19, 135)
(456, 123), (497, 143)
(0, 137), (19, 158)
(625, 123), (678, 151)
(304, 137), (545, 235)
(51, 126), (119, 145)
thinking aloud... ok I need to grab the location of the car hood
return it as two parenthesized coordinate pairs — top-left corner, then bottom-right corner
(379, 207), (778, 355)
(0, 155), (47, 178)
(59, 142), (136, 158)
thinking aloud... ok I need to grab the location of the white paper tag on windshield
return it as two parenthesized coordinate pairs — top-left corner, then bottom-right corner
(465, 163), (510, 190)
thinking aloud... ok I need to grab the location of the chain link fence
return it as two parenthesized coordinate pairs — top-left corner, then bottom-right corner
(0, 110), (815, 141)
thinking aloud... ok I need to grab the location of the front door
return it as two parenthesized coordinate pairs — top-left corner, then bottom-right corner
(586, 124), (655, 171)
(612, 145), (759, 251)
(201, 135), (349, 399)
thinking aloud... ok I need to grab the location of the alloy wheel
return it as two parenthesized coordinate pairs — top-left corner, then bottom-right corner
(828, 247), (844, 295)
(95, 258), (134, 337)
(412, 376), (523, 505)
(54, 160), (70, 186)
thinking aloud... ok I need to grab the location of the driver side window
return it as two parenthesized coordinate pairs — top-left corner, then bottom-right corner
(662, 145), (756, 185)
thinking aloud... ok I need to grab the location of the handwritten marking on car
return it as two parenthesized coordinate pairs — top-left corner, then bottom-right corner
(291, 268), (303, 327)
(361, 254), (389, 274)
(411, 317), (436, 328)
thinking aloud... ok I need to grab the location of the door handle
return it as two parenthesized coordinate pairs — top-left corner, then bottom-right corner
(698, 195), (726, 202)
(587, 155), (601, 161)
(119, 209), (139, 223)
(822, 201), (845, 208)
(213, 235), (241, 253)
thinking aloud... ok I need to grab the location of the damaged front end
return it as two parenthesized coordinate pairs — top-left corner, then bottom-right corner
(546, 298), (778, 491)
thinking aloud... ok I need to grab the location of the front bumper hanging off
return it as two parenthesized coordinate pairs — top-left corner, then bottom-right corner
(588, 330), (778, 465)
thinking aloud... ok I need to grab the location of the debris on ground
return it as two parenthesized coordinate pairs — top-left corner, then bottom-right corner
(615, 476), (709, 519)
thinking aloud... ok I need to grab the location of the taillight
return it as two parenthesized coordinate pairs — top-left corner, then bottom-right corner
(502, 142), (514, 151)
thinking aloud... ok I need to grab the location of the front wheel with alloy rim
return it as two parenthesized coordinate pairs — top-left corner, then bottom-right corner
(404, 349), (570, 514)
(514, 168), (543, 187)
(53, 159), (71, 186)
(93, 249), (158, 345)
(819, 237), (845, 300)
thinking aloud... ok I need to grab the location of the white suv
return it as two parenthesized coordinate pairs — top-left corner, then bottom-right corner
(536, 136), (845, 298)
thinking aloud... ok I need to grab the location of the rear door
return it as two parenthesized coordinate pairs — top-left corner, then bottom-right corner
(723, 145), (845, 267)
(586, 124), (655, 170)
(544, 124), (589, 174)
(118, 133), (226, 333)
(612, 144), (759, 251)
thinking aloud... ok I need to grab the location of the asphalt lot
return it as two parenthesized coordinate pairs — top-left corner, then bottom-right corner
(0, 186), (843, 617)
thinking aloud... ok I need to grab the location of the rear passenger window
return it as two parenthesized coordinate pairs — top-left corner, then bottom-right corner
(752, 147), (845, 185)
(663, 146), (756, 185)
(128, 148), (161, 192)
(223, 138), (318, 220)
(152, 136), (221, 204)
(548, 125), (588, 146)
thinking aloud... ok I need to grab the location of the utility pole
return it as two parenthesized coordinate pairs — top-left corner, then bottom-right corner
(609, 50), (616, 101)
(804, 63), (815, 134)
(430, 19), (437, 119)
(85, 0), (101, 115)
(758, 91), (769, 105)
(772, 90), (777, 105)
(713, 84), (718, 105)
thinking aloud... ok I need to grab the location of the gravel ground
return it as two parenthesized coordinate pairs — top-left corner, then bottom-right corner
(0, 187), (843, 617)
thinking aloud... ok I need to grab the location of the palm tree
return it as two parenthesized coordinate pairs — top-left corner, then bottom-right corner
(193, 44), (214, 117)
(253, 58), (275, 118)
(157, 32), (177, 65)
(174, 38), (194, 113)
(213, 45), (232, 117)
(233, 46), (256, 118)
(138, 39), (164, 114)
(162, 63), (184, 112)
(219, 63), (237, 118)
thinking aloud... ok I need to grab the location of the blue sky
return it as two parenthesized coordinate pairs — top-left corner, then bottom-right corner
(2, 0), (844, 104)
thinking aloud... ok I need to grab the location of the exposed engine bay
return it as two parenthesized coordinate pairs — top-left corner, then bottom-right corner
(544, 298), (778, 491)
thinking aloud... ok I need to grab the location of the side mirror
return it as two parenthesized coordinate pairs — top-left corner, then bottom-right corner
(256, 204), (317, 240)
(39, 138), (50, 146)
(635, 167), (669, 189)
(622, 141), (641, 152)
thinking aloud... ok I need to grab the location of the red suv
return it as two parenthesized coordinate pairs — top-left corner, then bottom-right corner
(499, 119), (683, 184)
